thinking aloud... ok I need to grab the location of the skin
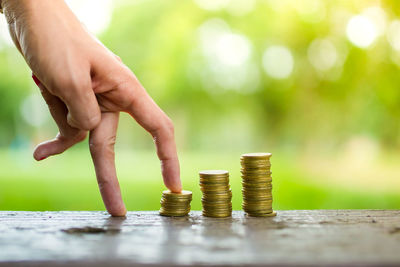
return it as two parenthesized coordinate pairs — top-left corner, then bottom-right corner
(1, 0), (182, 216)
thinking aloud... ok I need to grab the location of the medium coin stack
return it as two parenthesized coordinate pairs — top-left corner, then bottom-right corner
(199, 170), (232, 218)
(159, 190), (192, 217)
(241, 152), (276, 217)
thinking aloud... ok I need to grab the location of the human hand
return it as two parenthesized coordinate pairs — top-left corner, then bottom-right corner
(3, 0), (182, 216)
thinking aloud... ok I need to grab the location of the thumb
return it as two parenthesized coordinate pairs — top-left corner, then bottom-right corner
(32, 74), (87, 160)
(33, 133), (86, 161)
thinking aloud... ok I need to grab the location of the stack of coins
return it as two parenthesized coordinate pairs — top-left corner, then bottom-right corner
(241, 153), (276, 217)
(199, 170), (232, 218)
(159, 190), (192, 217)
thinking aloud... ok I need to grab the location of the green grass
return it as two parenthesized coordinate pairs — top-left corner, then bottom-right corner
(0, 149), (399, 211)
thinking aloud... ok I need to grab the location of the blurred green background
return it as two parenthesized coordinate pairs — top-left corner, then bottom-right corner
(0, 0), (399, 211)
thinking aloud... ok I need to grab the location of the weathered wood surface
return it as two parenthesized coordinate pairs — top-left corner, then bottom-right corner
(0, 210), (399, 266)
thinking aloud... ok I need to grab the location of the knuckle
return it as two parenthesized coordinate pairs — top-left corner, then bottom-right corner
(89, 135), (116, 154)
(116, 74), (140, 110)
(85, 113), (102, 130)
(154, 116), (175, 139)
(164, 117), (175, 135)
(67, 111), (101, 131)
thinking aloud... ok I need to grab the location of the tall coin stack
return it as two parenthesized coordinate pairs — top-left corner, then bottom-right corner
(199, 170), (232, 218)
(241, 153), (276, 217)
(159, 190), (192, 217)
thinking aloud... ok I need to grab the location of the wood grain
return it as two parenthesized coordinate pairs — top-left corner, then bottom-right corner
(0, 210), (399, 266)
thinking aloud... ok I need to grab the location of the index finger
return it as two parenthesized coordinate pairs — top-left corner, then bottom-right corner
(123, 80), (182, 193)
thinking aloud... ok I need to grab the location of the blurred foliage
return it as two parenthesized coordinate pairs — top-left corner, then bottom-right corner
(0, 0), (400, 151)
(0, 150), (399, 210)
(0, 0), (400, 210)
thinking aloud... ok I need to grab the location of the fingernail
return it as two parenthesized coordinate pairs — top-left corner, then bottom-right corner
(32, 74), (41, 86)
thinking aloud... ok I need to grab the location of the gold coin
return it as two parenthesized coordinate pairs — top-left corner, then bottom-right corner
(240, 160), (271, 164)
(160, 202), (190, 209)
(244, 211), (277, 217)
(202, 213), (232, 218)
(159, 211), (190, 217)
(202, 205), (232, 210)
(159, 189), (192, 217)
(241, 162), (270, 166)
(202, 195), (232, 201)
(199, 179), (230, 185)
(241, 173), (272, 177)
(200, 184), (231, 190)
(242, 190), (272, 195)
(203, 207), (232, 211)
(241, 152), (272, 158)
(161, 195), (192, 200)
(242, 182), (272, 187)
(243, 207), (273, 213)
(199, 183), (231, 191)
(243, 201), (273, 207)
(199, 177), (229, 181)
(160, 206), (191, 211)
(240, 152), (275, 218)
(160, 209), (191, 215)
(200, 175), (229, 179)
(202, 203), (232, 209)
(242, 180), (272, 185)
(243, 205), (272, 210)
(242, 197), (273, 202)
(199, 170), (229, 176)
(241, 174), (272, 178)
(243, 195), (272, 201)
(202, 190), (232, 196)
(242, 188), (272, 193)
(202, 195), (232, 200)
(199, 169), (232, 218)
(241, 169), (271, 174)
(162, 190), (192, 198)
(242, 180), (272, 186)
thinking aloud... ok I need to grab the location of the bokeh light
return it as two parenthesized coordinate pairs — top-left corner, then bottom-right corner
(66, 0), (114, 35)
(194, 0), (229, 11)
(346, 15), (377, 48)
(197, 18), (258, 92)
(308, 39), (338, 72)
(362, 6), (387, 36)
(262, 45), (294, 79)
(226, 0), (256, 16)
(294, 0), (326, 23)
(20, 93), (49, 127)
(387, 20), (400, 51)
(0, 19), (13, 50)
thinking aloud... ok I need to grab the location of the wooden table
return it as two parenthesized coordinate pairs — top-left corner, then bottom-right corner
(0, 210), (399, 266)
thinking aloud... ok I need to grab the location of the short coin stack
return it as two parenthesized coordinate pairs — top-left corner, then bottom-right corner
(199, 170), (232, 218)
(159, 190), (192, 217)
(241, 153), (276, 217)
